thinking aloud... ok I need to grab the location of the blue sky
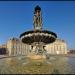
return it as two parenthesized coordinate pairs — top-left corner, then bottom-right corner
(0, 1), (75, 49)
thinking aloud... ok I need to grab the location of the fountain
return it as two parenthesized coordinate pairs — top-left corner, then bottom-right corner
(0, 6), (75, 74)
(20, 5), (57, 60)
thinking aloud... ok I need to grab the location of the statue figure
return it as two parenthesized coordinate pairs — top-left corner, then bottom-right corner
(33, 5), (42, 30)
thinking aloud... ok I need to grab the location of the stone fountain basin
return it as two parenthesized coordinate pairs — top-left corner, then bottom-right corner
(20, 30), (57, 45)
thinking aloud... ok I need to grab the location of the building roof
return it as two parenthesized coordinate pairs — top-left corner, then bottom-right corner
(56, 38), (65, 43)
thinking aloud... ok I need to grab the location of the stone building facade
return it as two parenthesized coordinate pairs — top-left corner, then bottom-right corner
(45, 39), (67, 54)
(6, 38), (31, 56)
(6, 38), (67, 56)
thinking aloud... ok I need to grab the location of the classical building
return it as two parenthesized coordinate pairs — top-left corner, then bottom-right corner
(6, 38), (31, 56)
(0, 44), (6, 48)
(1, 38), (67, 56)
(45, 38), (67, 54)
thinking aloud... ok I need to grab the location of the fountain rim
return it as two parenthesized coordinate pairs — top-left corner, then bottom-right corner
(20, 30), (57, 38)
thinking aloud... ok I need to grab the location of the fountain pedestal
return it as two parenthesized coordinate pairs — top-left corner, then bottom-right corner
(27, 54), (46, 60)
